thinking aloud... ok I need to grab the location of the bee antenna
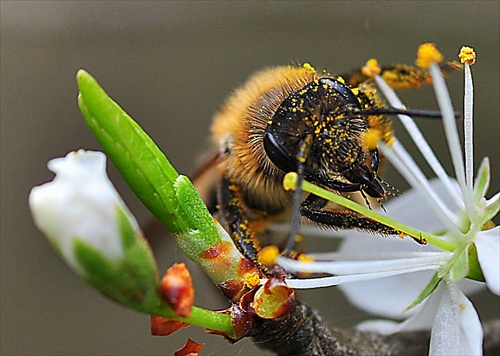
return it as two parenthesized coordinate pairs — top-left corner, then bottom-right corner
(284, 135), (313, 255)
(339, 107), (461, 120)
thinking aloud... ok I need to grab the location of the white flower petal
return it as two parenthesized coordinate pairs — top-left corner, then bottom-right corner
(29, 150), (136, 276)
(358, 282), (445, 333)
(332, 177), (487, 318)
(475, 227), (500, 295)
(339, 268), (435, 319)
(456, 278), (485, 296)
(357, 276), (484, 355)
(356, 319), (403, 334)
(429, 281), (482, 356)
(335, 234), (483, 319)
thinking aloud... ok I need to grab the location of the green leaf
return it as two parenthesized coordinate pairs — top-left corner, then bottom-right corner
(76, 70), (184, 234)
(406, 272), (441, 311)
(173, 175), (219, 245)
(76, 69), (247, 284)
(74, 71), (239, 337)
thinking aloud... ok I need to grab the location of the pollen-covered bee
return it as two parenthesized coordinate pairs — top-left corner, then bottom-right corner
(193, 61), (456, 274)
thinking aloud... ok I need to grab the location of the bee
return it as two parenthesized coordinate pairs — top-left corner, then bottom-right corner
(193, 62), (457, 275)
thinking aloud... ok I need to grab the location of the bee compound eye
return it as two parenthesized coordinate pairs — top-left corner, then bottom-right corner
(318, 78), (361, 108)
(263, 131), (297, 173)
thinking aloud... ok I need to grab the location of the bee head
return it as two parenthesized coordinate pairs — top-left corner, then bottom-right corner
(264, 77), (387, 199)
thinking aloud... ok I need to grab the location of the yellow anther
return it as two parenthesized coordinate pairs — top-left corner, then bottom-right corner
(415, 43), (443, 69)
(243, 273), (260, 289)
(361, 58), (381, 77)
(258, 245), (280, 266)
(458, 46), (476, 65)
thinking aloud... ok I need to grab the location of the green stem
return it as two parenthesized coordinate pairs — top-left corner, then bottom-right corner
(284, 173), (457, 252)
(153, 304), (236, 338)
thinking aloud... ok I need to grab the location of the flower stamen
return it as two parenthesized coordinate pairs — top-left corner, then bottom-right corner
(416, 43), (444, 69)
(374, 76), (464, 209)
(461, 47), (476, 197)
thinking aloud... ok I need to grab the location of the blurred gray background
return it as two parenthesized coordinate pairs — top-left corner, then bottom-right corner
(1, 1), (499, 355)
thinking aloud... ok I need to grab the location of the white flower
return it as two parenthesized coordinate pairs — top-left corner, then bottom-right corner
(29, 150), (139, 276)
(277, 46), (499, 355)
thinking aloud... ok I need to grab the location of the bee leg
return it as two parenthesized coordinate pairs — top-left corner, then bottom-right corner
(300, 194), (400, 235)
(217, 174), (272, 275)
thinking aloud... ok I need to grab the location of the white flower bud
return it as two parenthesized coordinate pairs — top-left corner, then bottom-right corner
(29, 150), (139, 276)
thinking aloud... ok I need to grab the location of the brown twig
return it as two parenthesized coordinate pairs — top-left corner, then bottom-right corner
(251, 300), (500, 355)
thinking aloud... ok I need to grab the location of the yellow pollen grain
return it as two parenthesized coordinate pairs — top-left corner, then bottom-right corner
(297, 254), (315, 263)
(258, 245), (280, 266)
(415, 43), (443, 69)
(283, 172), (298, 191)
(243, 273), (260, 289)
(458, 46), (476, 65)
(297, 253), (315, 276)
(303, 62), (315, 72)
(361, 58), (381, 77)
(460, 303), (466, 311)
(362, 129), (383, 150)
